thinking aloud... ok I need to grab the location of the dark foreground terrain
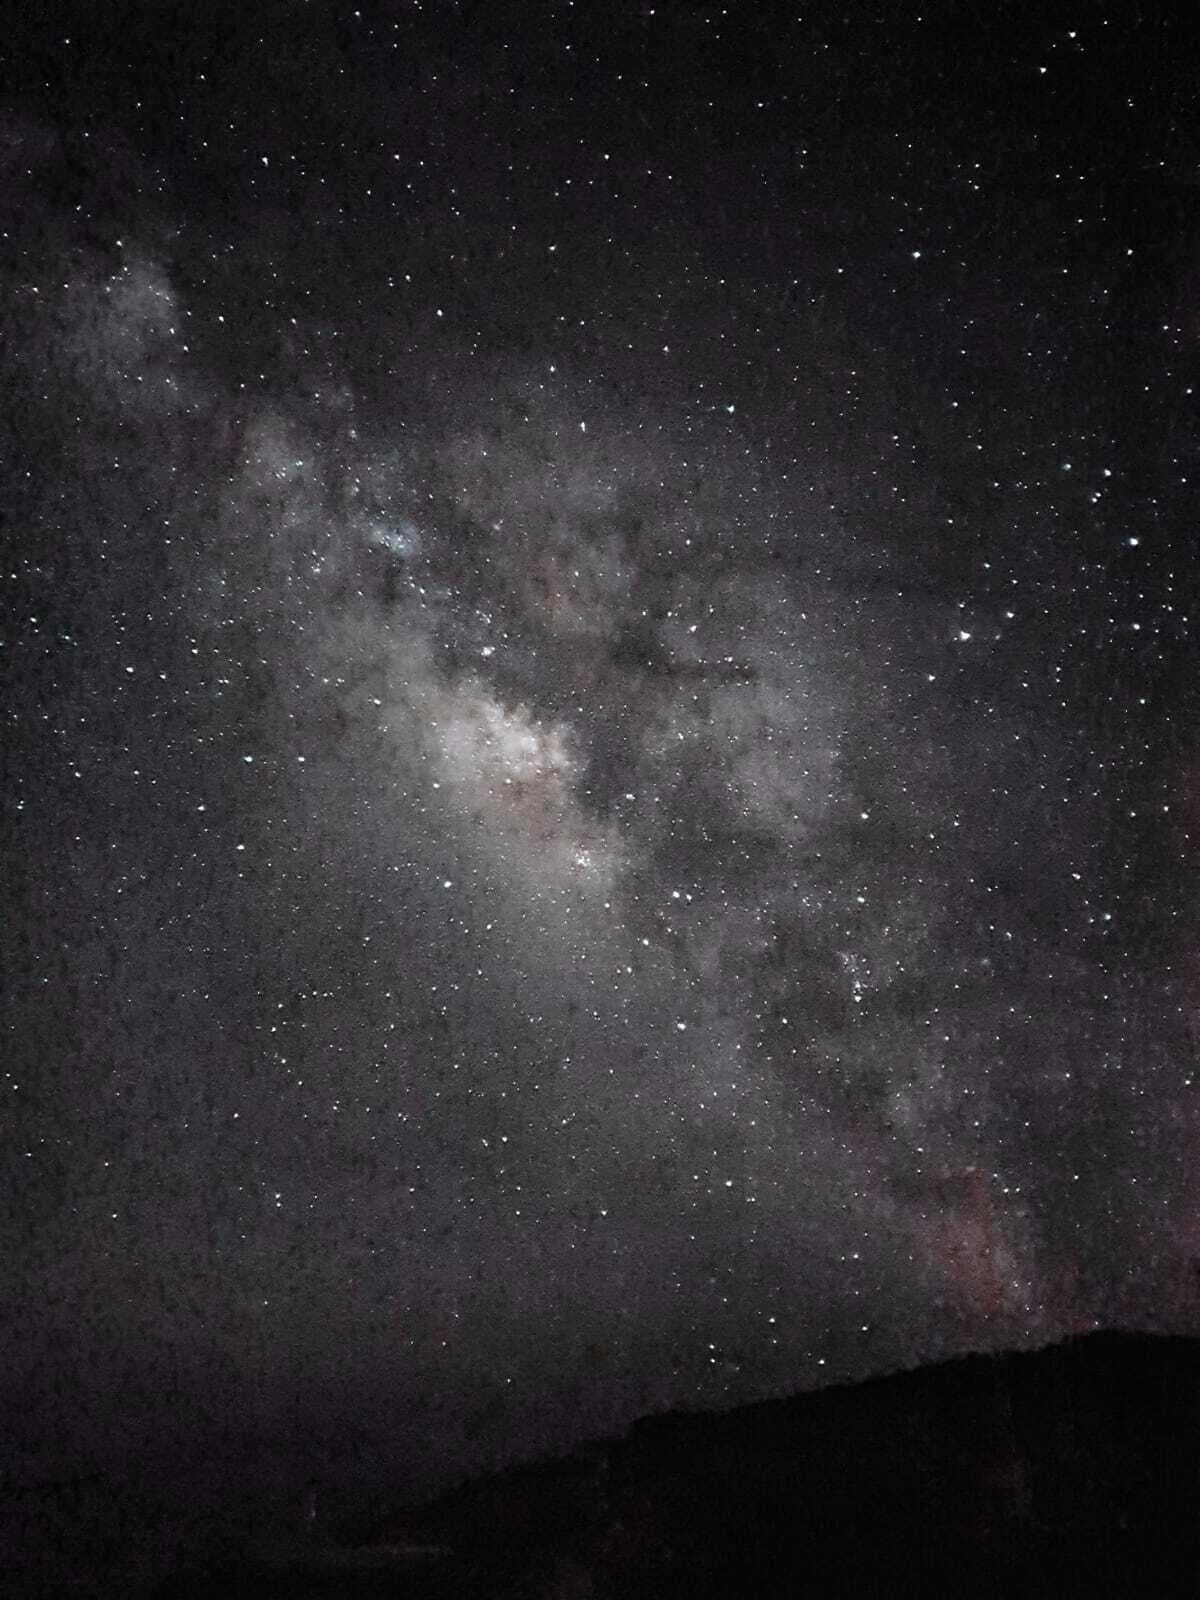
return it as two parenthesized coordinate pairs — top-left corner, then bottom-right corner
(12, 1331), (1200, 1597)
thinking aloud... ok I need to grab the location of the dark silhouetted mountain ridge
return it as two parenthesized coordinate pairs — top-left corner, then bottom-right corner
(153, 1329), (1200, 1597)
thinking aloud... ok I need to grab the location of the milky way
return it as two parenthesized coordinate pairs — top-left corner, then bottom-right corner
(3, 5), (1199, 1517)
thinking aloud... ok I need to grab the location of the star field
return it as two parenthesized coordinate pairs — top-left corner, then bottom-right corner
(2, 0), (1199, 1527)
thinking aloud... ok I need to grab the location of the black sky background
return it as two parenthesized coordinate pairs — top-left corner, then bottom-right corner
(3, 0), (1200, 1534)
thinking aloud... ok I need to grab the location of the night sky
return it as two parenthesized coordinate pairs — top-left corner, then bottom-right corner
(4, 0), (1200, 1514)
